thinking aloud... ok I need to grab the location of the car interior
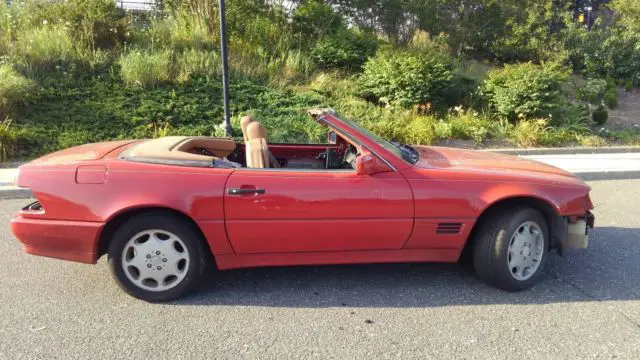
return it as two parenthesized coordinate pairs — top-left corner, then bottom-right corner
(118, 115), (360, 170)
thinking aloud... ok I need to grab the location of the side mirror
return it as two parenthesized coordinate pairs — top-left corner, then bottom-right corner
(356, 151), (392, 176)
(327, 130), (337, 144)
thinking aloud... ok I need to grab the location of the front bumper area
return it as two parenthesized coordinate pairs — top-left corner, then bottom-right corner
(560, 211), (595, 252)
(11, 216), (104, 264)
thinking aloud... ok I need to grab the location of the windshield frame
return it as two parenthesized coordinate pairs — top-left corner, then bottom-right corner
(327, 112), (419, 165)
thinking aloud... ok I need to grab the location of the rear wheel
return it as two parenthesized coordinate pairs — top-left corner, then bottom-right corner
(472, 207), (549, 291)
(107, 212), (206, 302)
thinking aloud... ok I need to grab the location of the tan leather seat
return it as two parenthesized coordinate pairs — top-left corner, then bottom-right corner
(245, 121), (270, 168)
(241, 115), (281, 168)
(240, 115), (255, 142)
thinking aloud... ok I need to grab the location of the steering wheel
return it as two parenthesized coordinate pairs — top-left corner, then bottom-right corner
(343, 145), (358, 169)
(324, 147), (332, 169)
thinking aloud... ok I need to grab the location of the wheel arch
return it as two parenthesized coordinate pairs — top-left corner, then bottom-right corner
(462, 195), (562, 260)
(97, 206), (215, 263)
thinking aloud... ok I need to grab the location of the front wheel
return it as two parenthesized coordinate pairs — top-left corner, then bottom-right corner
(107, 212), (207, 302)
(472, 207), (549, 291)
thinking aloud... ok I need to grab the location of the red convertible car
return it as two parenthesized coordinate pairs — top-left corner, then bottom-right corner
(11, 109), (594, 302)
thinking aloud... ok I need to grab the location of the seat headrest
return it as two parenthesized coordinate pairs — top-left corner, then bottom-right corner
(246, 121), (268, 141)
(240, 115), (256, 142)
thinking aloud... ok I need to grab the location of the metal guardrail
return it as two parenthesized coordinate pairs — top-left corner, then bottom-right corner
(116, 0), (157, 11)
(3, 0), (158, 11)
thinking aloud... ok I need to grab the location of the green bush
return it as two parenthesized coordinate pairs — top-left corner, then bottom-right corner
(291, 0), (343, 45)
(538, 128), (578, 147)
(510, 119), (549, 148)
(0, 65), (35, 118)
(357, 111), (436, 145)
(446, 108), (491, 143)
(604, 89), (618, 109)
(311, 29), (378, 70)
(402, 116), (437, 145)
(592, 106), (609, 125)
(625, 79), (633, 92)
(6, 0), (127, 50)
(567, 29), (640, 88)
(119, 50), (171, 88)
(36, 0), (126, 49)
(605, 35), (640, 87)
(551, 102), (592, 133)
(434, 120), (453, 140)
(482, 62), (567, 120)
(577, 134), (607, 147)
(577, 78), (607, 104)
(360, 48), (455, 108)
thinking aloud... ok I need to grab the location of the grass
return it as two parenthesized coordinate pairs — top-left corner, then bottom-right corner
(0, 3), (9, 56)
(16, 25), (77, 70)
(510, 119), (550, 148)
(175, 49), (220, 82)
(135, 16), (217, 53)
(0, 64), (35, 117)
(0, 117), (17, 161)
(119, 50), (171, 88)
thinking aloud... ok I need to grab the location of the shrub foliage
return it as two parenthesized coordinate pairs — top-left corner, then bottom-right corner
(360, 48), (455, 108)
(482, 63), (567, 120)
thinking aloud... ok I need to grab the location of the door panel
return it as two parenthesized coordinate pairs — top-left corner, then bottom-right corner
(224, 170), (413, 254)
(226, 219), (413, 253)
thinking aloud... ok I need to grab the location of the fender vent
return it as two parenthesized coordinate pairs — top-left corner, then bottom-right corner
(436, 222), (462, 234)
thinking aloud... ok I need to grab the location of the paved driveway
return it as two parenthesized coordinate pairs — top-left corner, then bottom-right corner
(0, 180), (638, 359)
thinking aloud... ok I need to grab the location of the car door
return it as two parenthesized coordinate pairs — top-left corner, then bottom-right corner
(223, 168), (414, 254)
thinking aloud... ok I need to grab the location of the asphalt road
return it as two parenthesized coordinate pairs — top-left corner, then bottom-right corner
(0, 180), (639, 359)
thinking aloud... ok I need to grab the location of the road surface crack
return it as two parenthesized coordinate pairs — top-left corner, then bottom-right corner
(554, 275), (640, 332)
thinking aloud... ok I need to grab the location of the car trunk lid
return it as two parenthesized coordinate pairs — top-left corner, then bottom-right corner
(29, 140), (139, 165)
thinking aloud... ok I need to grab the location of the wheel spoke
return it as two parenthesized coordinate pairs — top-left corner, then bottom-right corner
(126, 248), (147, 269)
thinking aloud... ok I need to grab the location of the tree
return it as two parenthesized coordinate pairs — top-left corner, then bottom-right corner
(611, 0), (640, 35)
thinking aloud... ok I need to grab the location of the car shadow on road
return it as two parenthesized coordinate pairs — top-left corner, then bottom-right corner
(173, 226), (640, 307)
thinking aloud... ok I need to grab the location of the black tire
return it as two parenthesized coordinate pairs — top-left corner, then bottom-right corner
(472, 207), (549, 291)
(107, 211), (207, 302)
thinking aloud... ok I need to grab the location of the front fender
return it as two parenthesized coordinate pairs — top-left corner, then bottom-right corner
(479, 182), (590, 217)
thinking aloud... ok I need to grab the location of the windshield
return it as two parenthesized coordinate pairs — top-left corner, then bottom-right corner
(332, 113), (419, 164)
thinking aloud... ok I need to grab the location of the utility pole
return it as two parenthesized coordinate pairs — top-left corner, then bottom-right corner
(218, 0), (232, 137)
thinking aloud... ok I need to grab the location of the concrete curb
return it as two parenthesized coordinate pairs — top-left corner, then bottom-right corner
(0, 162), (25, 169)
(0, 188), (33, 200)
(486, 146), (640, 156)
(577, 171), (640, 181)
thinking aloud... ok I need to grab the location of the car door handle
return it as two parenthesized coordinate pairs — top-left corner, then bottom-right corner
(227, 188), (266, 195)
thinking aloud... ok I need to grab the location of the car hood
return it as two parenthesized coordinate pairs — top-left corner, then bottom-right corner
(29, 140), (138, 165)
(412, 146), (579, 180)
